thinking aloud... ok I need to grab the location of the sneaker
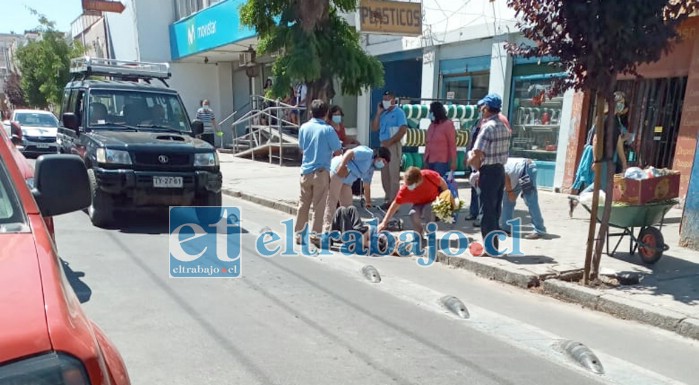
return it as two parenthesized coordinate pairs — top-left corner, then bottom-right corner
(525, 233), (543, 240)
(473, 220), (481, 228)
(380, 202), (391, 210)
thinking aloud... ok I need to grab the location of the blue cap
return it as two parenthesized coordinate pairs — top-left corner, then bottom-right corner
(478, 93), (502, 110)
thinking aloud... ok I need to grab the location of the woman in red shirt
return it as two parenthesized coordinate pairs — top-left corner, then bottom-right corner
(378, 167), (448, 239)
(327, 105), (360, 148)
(424, 101), (457, 178)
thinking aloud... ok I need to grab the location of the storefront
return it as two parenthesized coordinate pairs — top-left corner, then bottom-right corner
(508, 57), (566, 189)
(438, 56), (491, 105)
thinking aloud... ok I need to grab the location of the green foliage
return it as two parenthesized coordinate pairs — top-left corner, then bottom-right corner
(15, 9), (85, 109)
(241, 0), (384, 101)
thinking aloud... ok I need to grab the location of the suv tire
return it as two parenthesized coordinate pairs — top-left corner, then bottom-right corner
(197, 190), (222, 206)
(87, 168), (114, 227)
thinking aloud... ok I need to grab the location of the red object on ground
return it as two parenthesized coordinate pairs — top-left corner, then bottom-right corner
(469, 242), (484, 257)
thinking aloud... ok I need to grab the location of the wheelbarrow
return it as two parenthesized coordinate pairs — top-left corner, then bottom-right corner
(580, 200), (677, 264)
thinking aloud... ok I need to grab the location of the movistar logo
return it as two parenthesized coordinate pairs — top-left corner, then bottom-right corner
(187, 23), (195, 46)
(186, 19), (216, 48)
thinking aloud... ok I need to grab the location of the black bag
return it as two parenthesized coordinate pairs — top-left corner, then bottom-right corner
(351, 179), (362, 196)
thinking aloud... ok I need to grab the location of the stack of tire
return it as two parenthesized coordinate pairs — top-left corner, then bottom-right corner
(399, 103), (478, 172)
(401, 151), (472, 173)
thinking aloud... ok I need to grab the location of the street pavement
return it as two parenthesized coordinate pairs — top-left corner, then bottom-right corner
(217, 153), (699, 340)
(54, 195), (699, 385)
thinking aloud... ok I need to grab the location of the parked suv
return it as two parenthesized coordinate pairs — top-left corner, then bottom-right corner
(57, 57), (223, 227)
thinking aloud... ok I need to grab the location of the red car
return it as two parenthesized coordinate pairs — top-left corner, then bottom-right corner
(0, 137), (130, 384)
(0, 121), (55, 238)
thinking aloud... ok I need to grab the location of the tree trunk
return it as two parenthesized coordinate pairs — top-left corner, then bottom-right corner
(583, 94), (607, 285)
(591, 91), (619, 280)
(303, 77), (335, 121)
(297, 0), (330, 33)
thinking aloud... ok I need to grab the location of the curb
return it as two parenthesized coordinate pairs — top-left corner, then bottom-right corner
(222, 188), (297, 215)
(435, 253), (540, 288)
(543, 280), (699, 340)
(222, 188), (699, 341)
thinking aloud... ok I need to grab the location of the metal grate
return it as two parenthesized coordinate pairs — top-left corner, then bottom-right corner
(133, 152), (191, 166)
(616, 76), (687, 169)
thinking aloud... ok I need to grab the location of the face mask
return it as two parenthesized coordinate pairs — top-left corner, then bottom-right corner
(332, 115), (342, 124)
(615, 102), (625, 114)
(407, 183), (417, 191)
(382, 100), (392, 109)
(428, 112), (434, 121)
(373, 160), (385, 170)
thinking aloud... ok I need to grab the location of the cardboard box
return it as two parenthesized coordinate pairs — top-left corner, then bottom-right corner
(612, 172), (680, 204)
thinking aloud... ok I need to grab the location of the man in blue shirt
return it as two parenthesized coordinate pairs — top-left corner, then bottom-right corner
(295, 99), (343, 244)
(371, 90), (408, 209)
(322, 146), (391, 233)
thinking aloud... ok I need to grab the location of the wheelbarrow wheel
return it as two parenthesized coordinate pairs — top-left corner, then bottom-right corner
(638, 226), (664, 265)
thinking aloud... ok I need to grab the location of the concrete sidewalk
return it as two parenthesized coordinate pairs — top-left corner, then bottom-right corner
(218, 153), (699, 340)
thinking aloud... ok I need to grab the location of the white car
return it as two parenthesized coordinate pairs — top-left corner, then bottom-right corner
(10, 109), (60, 157)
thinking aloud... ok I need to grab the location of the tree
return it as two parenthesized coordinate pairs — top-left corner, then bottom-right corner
(15, 9), (84, 109)
(505, 0), (698, 284)
(3, 71), (26, 108)
(240, 0), (384, 117)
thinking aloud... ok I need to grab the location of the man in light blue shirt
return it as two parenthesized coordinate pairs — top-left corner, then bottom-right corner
(322, 146), (392, 233)
(295, 99), (343, 244)
(371, 90), (408, 209)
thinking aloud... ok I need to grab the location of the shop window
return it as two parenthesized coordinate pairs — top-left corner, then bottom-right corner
(440, 72), (490, 105)
(509, 74), (565, 163)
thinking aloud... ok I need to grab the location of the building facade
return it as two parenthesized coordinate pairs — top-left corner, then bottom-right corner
(353, 1), (576, 190)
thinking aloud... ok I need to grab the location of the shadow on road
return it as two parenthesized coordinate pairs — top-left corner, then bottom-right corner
(608, 250), (699, 306)
(113, 208), (250, 235)
(60, 259), (92, 303)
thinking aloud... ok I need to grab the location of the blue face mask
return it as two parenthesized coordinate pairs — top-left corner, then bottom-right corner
(374, 159), (385, 170)
(428, 112), (434, 121)
(332, 115), (342, 124)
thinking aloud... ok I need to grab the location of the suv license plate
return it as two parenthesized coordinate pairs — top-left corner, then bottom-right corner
(153, 176), (183, 188)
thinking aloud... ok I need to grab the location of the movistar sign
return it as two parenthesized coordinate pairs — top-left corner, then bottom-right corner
(170, 0), (255, 60)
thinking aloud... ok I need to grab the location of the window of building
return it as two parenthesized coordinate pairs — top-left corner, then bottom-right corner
(174, 0), (205, 20)
(508, 59), (567, 188)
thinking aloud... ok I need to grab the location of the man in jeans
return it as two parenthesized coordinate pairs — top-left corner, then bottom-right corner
(295, 99), (343, 245)
(500, 158), (547, 240)
(372, 90), (408, 209)
(466, 100), (485, 226)
(468, 93), (511, 256)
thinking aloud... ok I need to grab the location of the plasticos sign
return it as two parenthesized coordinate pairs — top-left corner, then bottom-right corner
(359, 0), (422, 37)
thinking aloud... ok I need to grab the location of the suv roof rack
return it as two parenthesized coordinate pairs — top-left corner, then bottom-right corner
(70, 56), (171, 87)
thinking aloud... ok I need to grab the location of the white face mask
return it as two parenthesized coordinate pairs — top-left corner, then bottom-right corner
(382, 100), (392, 109)
(407, 183), (417, 191)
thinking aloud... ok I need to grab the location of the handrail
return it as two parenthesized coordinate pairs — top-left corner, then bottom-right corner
(218, 110), (238, 128)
